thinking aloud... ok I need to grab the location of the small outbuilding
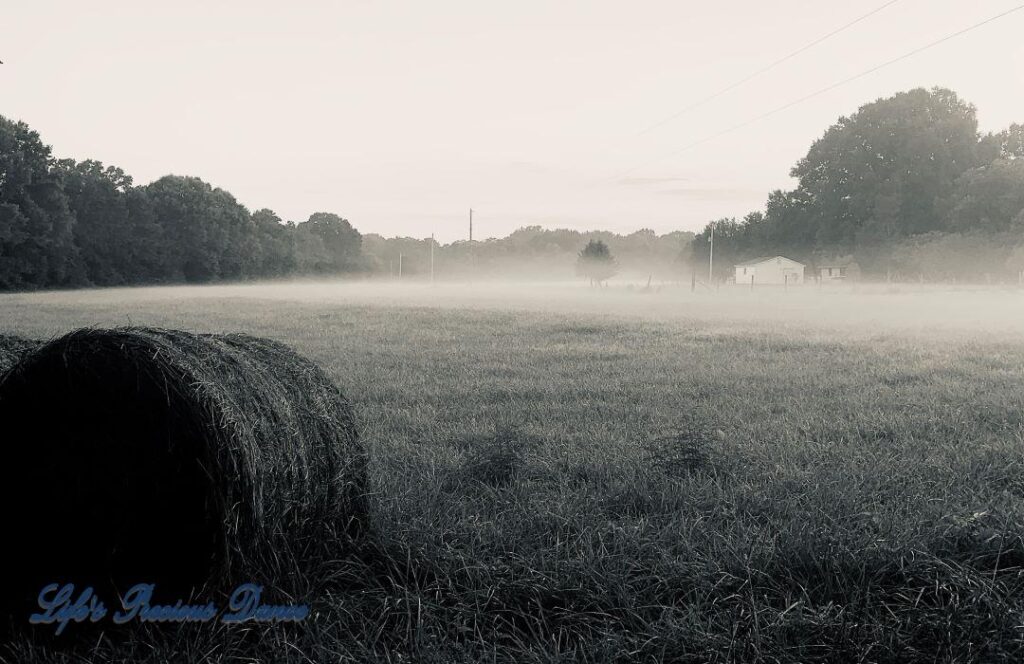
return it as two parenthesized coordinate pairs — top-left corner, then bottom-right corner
(733, 256), (804, 285)
(815, 261), (860, 282)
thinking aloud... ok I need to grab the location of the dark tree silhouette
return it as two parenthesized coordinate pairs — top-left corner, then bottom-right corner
(576, 239), (617, 286)
(0, 117), (77, 289)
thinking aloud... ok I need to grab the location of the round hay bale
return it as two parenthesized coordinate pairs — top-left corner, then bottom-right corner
(0, 327), (369, 616)
(0, 333), (39, 374)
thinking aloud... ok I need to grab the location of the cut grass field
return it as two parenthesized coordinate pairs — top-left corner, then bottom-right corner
(3, 282), (1024, 662)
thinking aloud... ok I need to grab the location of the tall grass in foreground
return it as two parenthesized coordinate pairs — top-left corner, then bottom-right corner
(2, 295), (1024, 662)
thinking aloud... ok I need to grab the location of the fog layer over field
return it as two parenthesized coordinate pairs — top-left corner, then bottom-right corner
(5, 279), (1024, 661)
(7, 279), (1024, 339)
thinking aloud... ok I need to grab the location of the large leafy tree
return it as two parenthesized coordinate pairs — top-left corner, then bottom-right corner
(145, 176), (256, 282)
(296, 212), (362, 273)
(575, 239), (617, 285)
(980, 124), (1024, 162)
(209, 187), (257, 280)
(146, 176), (218, 282)
(763, 189), (815, 256)
(792, 87), (981, 250)
(0, 116), (77, 289)
(122, 187), (169, 282)
(293, 224), (331, 273)
(702, 87), (1014, 277)
(944, 159), (1024, 233)
(54, 159), (134, 285)
(251, 208), (296, 276)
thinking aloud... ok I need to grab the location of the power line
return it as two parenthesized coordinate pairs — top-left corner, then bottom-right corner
(637, 0), (902, 136)
(623, 3), (1024, 176)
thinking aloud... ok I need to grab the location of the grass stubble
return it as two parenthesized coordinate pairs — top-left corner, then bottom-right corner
(1, 285), (1024, 662)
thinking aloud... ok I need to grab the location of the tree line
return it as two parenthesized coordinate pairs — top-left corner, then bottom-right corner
(0, 116), (363, 290)
(689, 88), (1024, 282)
(361, 227), (692, 281)
(0, 114), (691, 290)
(4, 86), (1024, 290)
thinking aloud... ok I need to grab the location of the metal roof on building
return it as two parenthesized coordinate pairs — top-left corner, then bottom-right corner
(733, 256), (805, 268)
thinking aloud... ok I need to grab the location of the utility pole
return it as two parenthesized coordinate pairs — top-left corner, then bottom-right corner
(398, 252), (403, 279)
(469, 208), (473, 243)
(430, 233), (435, 284)
(708, 221), (714, 284)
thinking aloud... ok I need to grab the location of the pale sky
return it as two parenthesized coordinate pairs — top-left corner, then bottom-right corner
(4, 1), (1024, 242)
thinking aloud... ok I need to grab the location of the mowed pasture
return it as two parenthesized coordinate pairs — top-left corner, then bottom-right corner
(3, 282), (1024, 662)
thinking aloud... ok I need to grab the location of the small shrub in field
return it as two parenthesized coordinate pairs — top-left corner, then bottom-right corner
(454, 426), (539, 488)
(644, 413), (724, 478)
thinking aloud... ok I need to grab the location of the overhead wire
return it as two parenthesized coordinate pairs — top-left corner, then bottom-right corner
(637, 0), (903, 136)
(621, 4), (1024, 177)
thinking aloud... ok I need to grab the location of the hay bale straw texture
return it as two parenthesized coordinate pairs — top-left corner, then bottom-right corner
(0, 333), (39, 374)
(0, 327), (369, 614)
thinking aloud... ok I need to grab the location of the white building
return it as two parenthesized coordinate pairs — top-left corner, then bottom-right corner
(815, 261), (860, 282)
(733, 256), (805, 285)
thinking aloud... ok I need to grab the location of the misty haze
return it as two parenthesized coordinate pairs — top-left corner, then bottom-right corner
(3, 2), (1024, 662)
